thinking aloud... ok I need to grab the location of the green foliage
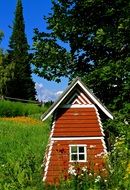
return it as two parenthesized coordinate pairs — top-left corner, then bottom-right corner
(0, 56), (16, 96)
(33, 0), (130, 78)
(33, 29), (71, 82)
(106, 136), (130, 190)
(33, 0), (130, 108)
(0, 100), (46, 117)
(5, 0), (36, 100)
(0, 119), (50, 190)
(83, 58), (130, 109)
(105, 103), (130, 136)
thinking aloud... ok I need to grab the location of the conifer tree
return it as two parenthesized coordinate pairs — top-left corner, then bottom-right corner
(7, 0), (36, 100)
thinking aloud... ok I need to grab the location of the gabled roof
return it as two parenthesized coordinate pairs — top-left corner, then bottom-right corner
(41, 77), (113, 121)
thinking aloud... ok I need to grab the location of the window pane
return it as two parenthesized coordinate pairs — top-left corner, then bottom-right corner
(79, 154), (85, 160)
(71, 154), (77, 161)
(79, 146), (84, 153)
(71, 146), (77, 153)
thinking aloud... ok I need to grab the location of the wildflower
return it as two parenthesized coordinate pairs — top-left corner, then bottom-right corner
(89, 173), (92, 176)
(68, 165), (77, 176)
(1, 116), (41, 125)
(95, 175), (101, 183)
(95, 152), (105, 158)
(82, 166), (87, 172)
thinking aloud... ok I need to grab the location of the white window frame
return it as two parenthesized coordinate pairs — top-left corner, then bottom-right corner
(69, 144), (87, 162)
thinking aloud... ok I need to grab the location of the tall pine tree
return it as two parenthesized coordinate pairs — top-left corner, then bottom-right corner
(7, 0), (36, 100)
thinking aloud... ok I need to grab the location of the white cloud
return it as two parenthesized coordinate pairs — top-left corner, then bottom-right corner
(35, 83), (63, 102)
(56, 91), (63, 96)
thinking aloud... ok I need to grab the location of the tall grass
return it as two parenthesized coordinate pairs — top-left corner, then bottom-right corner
(0, 118), (50, 190)
(0, 100), (47, 117)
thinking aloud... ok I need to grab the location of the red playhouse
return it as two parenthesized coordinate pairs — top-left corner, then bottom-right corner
(42, 77), (113, 184)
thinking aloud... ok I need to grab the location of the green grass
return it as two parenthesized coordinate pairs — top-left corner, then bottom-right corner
(0, 118), (50, 190)
(0, 100), (48, 117)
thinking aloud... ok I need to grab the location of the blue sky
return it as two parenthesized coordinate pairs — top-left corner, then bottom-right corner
(0, 0), (68, 101)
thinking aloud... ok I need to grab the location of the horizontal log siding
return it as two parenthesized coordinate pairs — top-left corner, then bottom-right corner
(53, 108), (102, 137)
(45, 139), (105, 184)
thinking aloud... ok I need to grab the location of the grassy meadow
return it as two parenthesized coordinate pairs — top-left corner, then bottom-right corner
(0, 117), (50, 190)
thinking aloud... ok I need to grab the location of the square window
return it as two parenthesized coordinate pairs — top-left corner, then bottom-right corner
(69, 145), (87, 162)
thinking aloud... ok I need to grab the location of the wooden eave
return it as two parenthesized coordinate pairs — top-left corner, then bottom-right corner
(41, 77), (113, 121)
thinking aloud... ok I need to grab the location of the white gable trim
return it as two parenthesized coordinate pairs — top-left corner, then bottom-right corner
(51, 137), (104, 141)
(72, 99), (82, 104)
(77, 81), (113, 119)
(61, 104), (95, 108)
(77, 89), (92, 104)
(42, 78), (113, 121)
(67, 92), (87, 105)
(94, 106), (105, 136)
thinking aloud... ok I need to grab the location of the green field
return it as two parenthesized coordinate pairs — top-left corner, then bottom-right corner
(0, 118), (50, 190)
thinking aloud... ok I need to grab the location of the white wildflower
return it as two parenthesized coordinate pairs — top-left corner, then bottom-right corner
(89, 173), (92, 176)
(68, 165), (77, 176)
(95, 152), (105, 157)
(95, 175), (101, 183)
(82, 166), (87, 172)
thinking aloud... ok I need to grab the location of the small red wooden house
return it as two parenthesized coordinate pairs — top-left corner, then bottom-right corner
(42, 78), (113, 184)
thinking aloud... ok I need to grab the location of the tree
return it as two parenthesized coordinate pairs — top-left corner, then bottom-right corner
(0, 60), (15, 97)
(6, 0), (36, 100)
(0, 32), (15, 97)
(33, 0), (130, 109)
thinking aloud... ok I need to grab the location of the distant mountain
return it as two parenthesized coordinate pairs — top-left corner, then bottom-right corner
(35, 82), (63, 102)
